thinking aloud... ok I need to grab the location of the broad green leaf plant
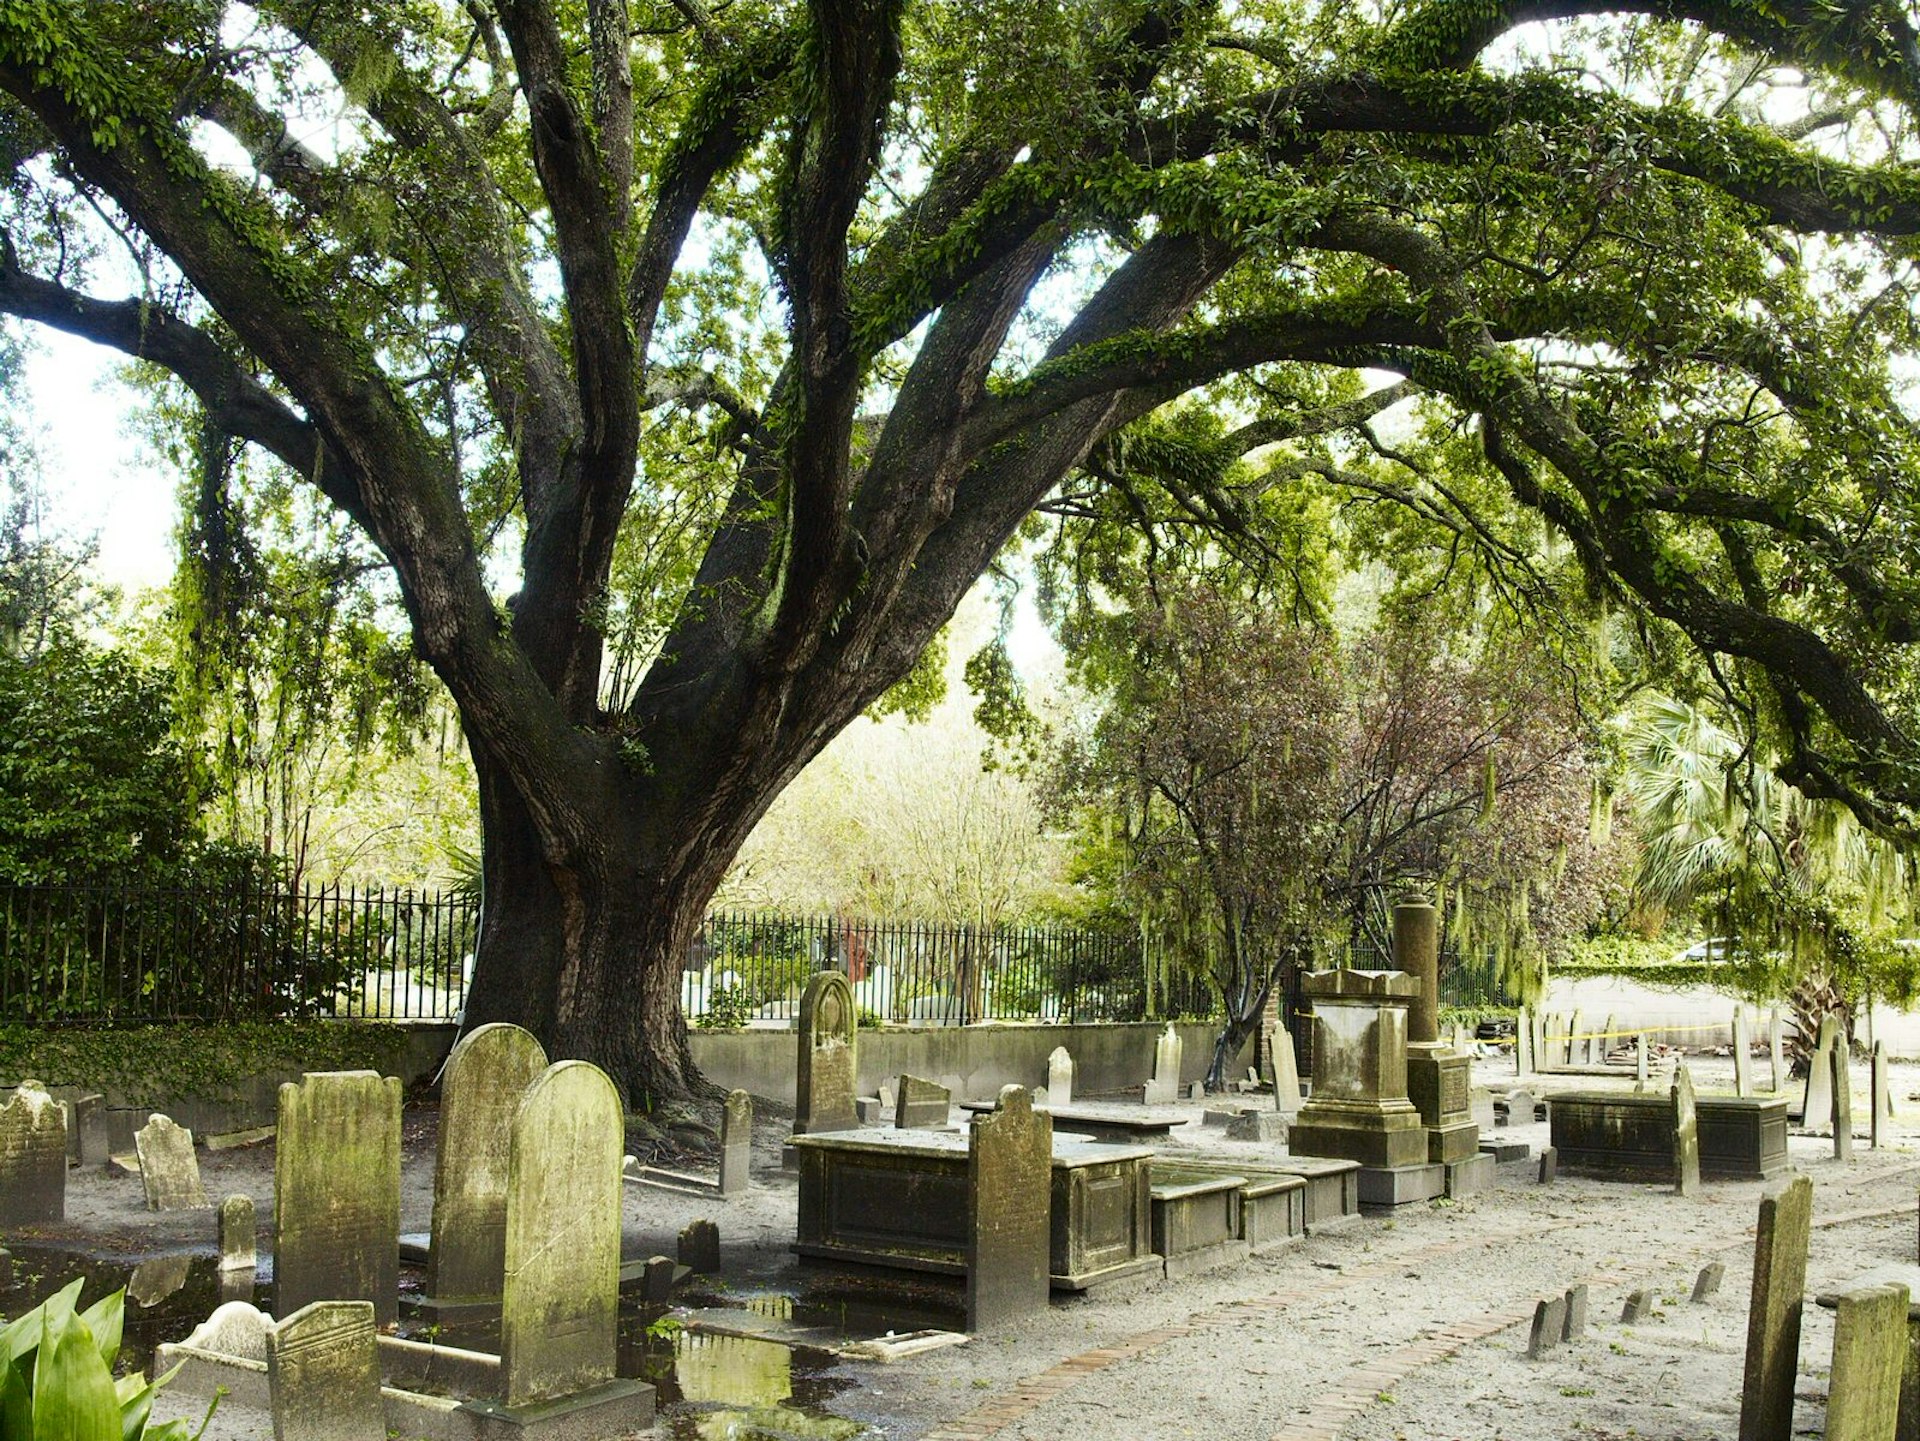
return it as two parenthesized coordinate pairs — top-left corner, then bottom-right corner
(0, 1279), (214, 1441)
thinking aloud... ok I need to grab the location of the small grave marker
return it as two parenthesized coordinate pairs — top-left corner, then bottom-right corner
(1673, 1062), (1701, 1198)
(1562, 1284), (1588, 1341)
(1621, 1289), (1653, 1323)
(896, 1074), (951, 1129)
(1528, 1295), (1568, 1358)
(719, 1090), (752, 1196)
(265, 1299), (384, 1441)
(679, 1219), (720, 1275)
(135, 1114), (208, 1212)
(219, 1193), (256, 1272)
(1693, 1261), (1725, 1301)
(1048, 1046), (1074, 1108)
(1538, 1146), (1557, 1184)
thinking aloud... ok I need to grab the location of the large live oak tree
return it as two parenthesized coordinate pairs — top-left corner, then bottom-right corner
(4, 0), (1920, 1102)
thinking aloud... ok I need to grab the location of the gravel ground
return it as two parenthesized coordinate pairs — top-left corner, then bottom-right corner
(7, 1054), (1914, 1440)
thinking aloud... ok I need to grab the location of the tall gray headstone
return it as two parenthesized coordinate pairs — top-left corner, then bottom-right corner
(1833, 1029), (1855, 1162)
(265, 1299), (384, 1441)
(966, 1085), (1052, 1332)
(220, 1193), (257, 1272)
(500, 1060), (623, 1407)
(0, 1081), (65, 1225)
(719, 1089), (753, 1196)
(794, 971), (859, 1135)
(1635, 1034), (1649, 1091)
(275, 1070), (403, 1325)
(1048, 1046), (1074, 1108)
(1673, 1061), (1701, 1198)
(1826, 1283), (1910, 1441)
(1145, 1024), (1181, 1105)
(1738, 1174), (1813, 1441)
(1270, 1025), (1304, 1118)
(135, 1114), (208, 1211)
(1733, 1009), (1754, 1098)
(1805, 1014), (1838, 1134)
(427, 1023), (548, 1305)
(70, 1093), (107, 1167)
(1768, 1006), (1786, 1093)
(1516, 1008), (1535, 1076)
(1566, 1009), (1584, 1066)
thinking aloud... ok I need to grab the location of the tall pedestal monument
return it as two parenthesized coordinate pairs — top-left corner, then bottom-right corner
(1396, 898), (1483, 1193)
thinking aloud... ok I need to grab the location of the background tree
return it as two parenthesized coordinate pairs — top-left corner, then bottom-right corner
(7, 1), (1920, 1101)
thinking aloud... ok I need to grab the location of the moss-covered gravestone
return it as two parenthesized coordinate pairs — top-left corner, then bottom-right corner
(275, 1070), (403, 1325)
(0, 1081), (65, 1225)
(1739, 1174), (1813, 1441)
(135, 1114), (208, 1211)
(795, 972), (859, 1135)
(896, 1074), (951, 1129)
(265, 1299), (384, 1441)
(475, 1059), (649, 1433)
(966, 1085), (1052, 1333)
(426, 1023), (548, 1308)
(1672, 1062), (1701, 1198)
(719, 1089), (753, 1195)
(1827, 1283), (1910, 1441)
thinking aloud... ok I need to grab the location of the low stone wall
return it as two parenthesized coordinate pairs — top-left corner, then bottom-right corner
(691, 1020), (1236, 1106)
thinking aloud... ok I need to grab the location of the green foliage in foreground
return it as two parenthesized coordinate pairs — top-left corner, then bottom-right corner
(0, 1021), (410, 1102)
(1, 1280), (211, 1441)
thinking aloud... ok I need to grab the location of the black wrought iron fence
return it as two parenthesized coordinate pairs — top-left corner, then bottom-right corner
(1346, 939), (1516, 1009)
(0, 880), (478, 1024)
(0, 881), (1215, 1027)
(687, 911), (1211, 1025)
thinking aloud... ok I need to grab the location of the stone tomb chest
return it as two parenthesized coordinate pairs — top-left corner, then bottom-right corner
(1150, 1160), (1306, 1256)
(1548, 1091), (1788, 1180)
(788, 1128), (1161, 1293)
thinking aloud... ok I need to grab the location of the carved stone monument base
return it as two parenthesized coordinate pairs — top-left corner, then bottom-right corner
(459, 1379), (655, 1441)
(1287, 1097), (1429, 1169)
(1407, 1044), (1481, 1164)
(1356, 1161), (1447, 1207)
(1443, 1153), (1496, 1197)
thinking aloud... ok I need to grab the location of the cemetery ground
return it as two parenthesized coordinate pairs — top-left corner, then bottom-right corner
(6, 1054), (1919, 1440)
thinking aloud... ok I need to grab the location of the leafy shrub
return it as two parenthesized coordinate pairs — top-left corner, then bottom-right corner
(1, 1279), (212, 1439)
(696, 984), (753, 1031)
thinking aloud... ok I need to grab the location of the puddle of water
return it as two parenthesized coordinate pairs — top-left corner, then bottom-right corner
(1, 1245), (926, 1438)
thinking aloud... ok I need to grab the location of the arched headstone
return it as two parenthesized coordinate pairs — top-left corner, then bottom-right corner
(795, 972), (859, 1134)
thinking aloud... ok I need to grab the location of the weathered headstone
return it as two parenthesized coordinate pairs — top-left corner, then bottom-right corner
(129, 1255), (190, 1308)
(719, 1089), (753, 1196)
(275, 1070), (403, 1326)
(427, 1022), (548, 1307)
(265, 1299), (384, 1441)
(1621, 1289), (1653, 1323)
(500, 1060), (624, 1407)
(69, 1093), (107, 1167)
(220, 1193), (257, 1272)
(1506, 1088), (1536, 1123)
(1834, 1029), (1856, 1162)
(1673, 1062), (1701, 1198)
(794, 971), (859, 1135)
(1738, 1173), (1813, 1441)
(1733, 1009), (1754, 1098)
(1693, 1261), (1725, 1300)
(1528, 1295), (1568, 1358)
(1270, 1026), (1304, 1119)
(1048, 1046), (1074, 1108)
(0, 1081), (65, 1224)
(641, 1255), (676, 1302)
(1805, 1014), (1839, 1133)
(1226, 1109), (1288, 1141)
(1769, 1006), (1786, 1093)
(1563, 1284), (1589, 1341)
(0, 1247), (10, 1286)
(896, 1074), (951, 1129)
(1826, 1283), (1910, 1441)
(1538, 1145), (1558, 1184)
(1873, 1041), (1893, 1149)
(1144, 1024), (1182, 1105)
(679, 1219), (721, 1275)
(1567, 1009), (1585, 1066)
(1516, 1008), (1535, 1075)
(966, 1085), (1052, 1332)
(1635, 1034), (1650, 1091)
(135, 1114), (208, 1212)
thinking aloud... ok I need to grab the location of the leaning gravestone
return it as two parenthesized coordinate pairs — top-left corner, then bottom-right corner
(896, 1074), (951, 1129)
(1693, 1262), (1725, 1300)
(135, 1114), (208, 1211)
(1826, 1283), (1910, 1441)
(0, 1082), (64, 1225)
(1562, 1284), (1589, 1341)
(493, 1059), (648, 1429)
(967, 1086), (1052, 1332)
(275, 1071), (403, 1325)
(794, 971), (859, 1135)
(1804, 1014), (1838, 1133)
(719, 1089), (753, 1196)
(1144, 1024), (1181, 1105)
(1833, 1029), (1855, 1162)
(1621, 1289), (1653, 1323)
(1270, 1026), (1304, 1119)
(219, 1193), (256, 1272)
(1673, 1062), (1701, 1198)
(1528, 1295), (1568, 1358)
(1048, 1046), (1075, 1108)
(265, 1299), (385, 1441)
(427, 1023), (548, 1307)
(1732, 1009), (1753, 1098)
(1873, 1041), (1893, 1148)
(1738, 1173), (1813, 1441)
